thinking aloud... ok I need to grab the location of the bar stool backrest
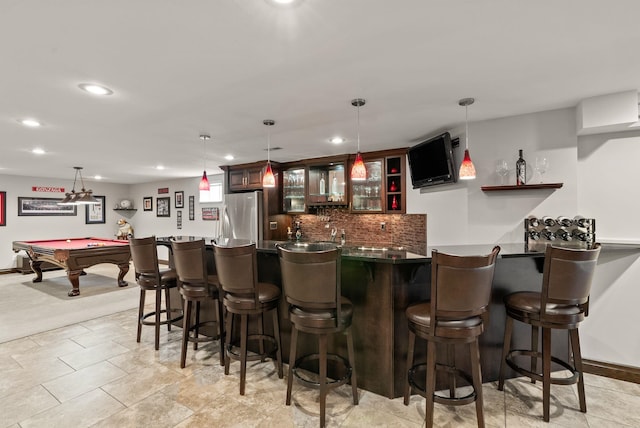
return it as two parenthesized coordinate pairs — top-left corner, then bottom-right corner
(431, 246), (500, 326)
(540, 243), (601, 318)
(278, 246), (341, 314)
(171, 239), (208, 286)
(129, 236), (161, 283)
(213, 243), (260, 305)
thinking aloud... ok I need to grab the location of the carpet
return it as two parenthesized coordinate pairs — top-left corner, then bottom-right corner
(0, 265), (140, 344)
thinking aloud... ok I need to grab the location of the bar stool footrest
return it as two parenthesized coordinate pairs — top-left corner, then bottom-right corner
(408, 362), (477, 406)
(506, 349), (579, 385)
(187, 320), (221, 343)
(293, 353), (352, 390)
(226, 334), (279, 362)
(141, 308), (183, 326)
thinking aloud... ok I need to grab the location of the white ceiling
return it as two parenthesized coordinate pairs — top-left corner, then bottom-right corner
(2, 0), (640, 184)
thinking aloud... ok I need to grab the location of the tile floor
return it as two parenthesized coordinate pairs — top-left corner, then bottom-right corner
(2, 294), (640, 427)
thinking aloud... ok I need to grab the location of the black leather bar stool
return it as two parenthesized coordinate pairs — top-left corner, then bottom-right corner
(171, 239), (225, 368)
(498, 243), (601, 422)
(129, 236), (182, 350)
(213, 241), (283, 395)
(278, 243), (358, 428)
(404, 246), (500, 428)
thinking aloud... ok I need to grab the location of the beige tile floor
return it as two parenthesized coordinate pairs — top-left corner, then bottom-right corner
(2, 291), (640, 427)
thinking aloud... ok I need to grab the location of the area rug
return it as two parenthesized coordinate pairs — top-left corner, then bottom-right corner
(0, 265), (139, 344)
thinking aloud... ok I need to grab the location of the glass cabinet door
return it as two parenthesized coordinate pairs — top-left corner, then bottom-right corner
(283, 168), (306, 212)
(308, 163), (346, 206)
(351, 160), (383, 212)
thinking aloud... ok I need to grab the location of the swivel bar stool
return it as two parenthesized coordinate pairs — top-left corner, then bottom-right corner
(498, 243), (601, 422)
(171, 239), (225, 368)
(404, 246), (500, 428)
(129, 236), (182, 350)
(213, 241), (283, 395)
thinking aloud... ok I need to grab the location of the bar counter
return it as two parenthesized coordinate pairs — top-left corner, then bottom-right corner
(156, 237), (579, 399)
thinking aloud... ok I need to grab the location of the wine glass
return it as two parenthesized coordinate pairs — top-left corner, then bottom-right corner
(535, 157), (549, 183)
(495, 159), (509, 184)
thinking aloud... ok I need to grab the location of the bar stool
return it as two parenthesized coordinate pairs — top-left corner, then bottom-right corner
(129, 236), (183, 350)
(171, 239), (225, 368)
(213, 241), (283, 395)
(404, 246), (500, 428)
(278, 243), (358, 428)
(498, 243), (601, 422)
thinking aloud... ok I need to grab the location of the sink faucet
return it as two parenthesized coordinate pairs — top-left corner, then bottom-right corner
(341, 229), (346, 245)
(330, 227), (337, 242)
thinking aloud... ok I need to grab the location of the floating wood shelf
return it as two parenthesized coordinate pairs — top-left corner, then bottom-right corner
(481, 183), (563, 192)
(113, 208), (137, 211)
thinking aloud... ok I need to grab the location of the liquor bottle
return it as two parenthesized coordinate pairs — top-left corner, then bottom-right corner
(391, 195), (398, 210)
(542, 216), (556, 227)
(573, 216), (592, 228)
(516, 149), (527, 185)
(528, 217), (540, 227)
(541, 229), (556, 241)
(331, 176), (338, 195)
(528, 230), (541, 241)
(557, 228), (572, 241)
(557, 216), (573, 227)
(319, 174), (326, 195)
(389, 180), (397, 192)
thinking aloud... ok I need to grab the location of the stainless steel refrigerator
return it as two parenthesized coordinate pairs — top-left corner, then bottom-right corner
(220, 191), (264, 242)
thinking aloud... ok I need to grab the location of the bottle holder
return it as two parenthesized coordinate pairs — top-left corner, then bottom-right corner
(525, 216), (595, 251)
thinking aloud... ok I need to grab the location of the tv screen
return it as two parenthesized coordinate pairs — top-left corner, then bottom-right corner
(407, 132), (457, 188)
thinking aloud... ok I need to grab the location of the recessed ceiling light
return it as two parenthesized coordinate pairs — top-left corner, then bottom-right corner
(32, 148), (45, 155)
(94, 175), (103, 180)
(225, 154), (235, 161)
(330, 137), (344, 144)
(156, 165), (165, 170)
(266, 0), (300, 5)
(78, 83), (113, 96)
(19, 119), (41, 127)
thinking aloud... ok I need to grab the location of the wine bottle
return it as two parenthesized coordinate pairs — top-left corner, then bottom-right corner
(516, 149), (527, 185)
(573, 216), (592, 228)
(557, 228), (572, 241)
(319, 174), (326, 195)
(331, 176), (338, 195)
(528, 230), (541, 241)
(528, 217), (540, 228)
(557, 216), (573, 227)
(542, 216), (556, 227)
(571, 229), (593, 242)
(541, 229), (556, 241)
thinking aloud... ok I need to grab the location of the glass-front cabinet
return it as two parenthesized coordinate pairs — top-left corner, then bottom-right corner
(351, 159), (383, 212)
(308, 159), (347, 206)
(385, 155), (404, 213)
(283, 167), (306, 213)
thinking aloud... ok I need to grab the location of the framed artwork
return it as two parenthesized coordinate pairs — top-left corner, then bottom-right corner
(158, 187), (169, 194)
(175, 191), (184, 208)
(85, 196), (106, 224)
(202, 207), (219, 221)
(18, 197), (77, 216)
(177, 210), (182, 229)
(0, 191), (5, 226)
(156, 197), (170, 217)
(143, 197), (153, 211)
(188, 195), (195, 220)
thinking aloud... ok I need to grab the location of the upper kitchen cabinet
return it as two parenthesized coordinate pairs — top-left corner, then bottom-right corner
(307, 156), (348, 207)
(349, 149), (407, 214)
(283, 165), (306, 213)
(221, 161), (280, 193)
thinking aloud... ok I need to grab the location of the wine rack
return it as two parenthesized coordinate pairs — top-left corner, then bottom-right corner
(524, 216), (596, 251)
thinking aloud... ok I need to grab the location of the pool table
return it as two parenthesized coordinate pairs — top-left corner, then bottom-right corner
(12, 238), (131, 297)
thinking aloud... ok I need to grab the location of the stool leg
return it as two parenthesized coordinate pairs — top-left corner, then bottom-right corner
(447, 343), (456, 398)
(272, 308), (283, 379)
(155, 287), (161, 350)
(286, 326), (298, 405)
(404, 330), (416, 405)
(217, 297), (225, 367)
(570, 328), (587, 413)
(319, 333), (328, 428)
(224, 310), (233, 375)
(542, 327), (551, 422)
(346, 327), (358, 405)
(239, 314), (248, 395)
(498, 316), (514, 391)
(470, 338), (485, 428)
(425, 340), (437, 428)
(258, 313), (265, 362)
(165, 285), (172, 332)
(180, 299), (192, 369)
(137, 288), (145, 343)
(194, 301), (201, 351)
(530, 325), (539, 383)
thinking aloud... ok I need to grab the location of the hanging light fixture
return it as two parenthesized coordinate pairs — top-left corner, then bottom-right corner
(199, 134), (211, 191)
(350, 98), (367, 181)
(262, 119), (276, 188)
(458, 97), (477, 180)
(58, 167), (100, 205)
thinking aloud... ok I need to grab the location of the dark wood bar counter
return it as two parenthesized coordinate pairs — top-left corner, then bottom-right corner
(157, 237), (562, 399)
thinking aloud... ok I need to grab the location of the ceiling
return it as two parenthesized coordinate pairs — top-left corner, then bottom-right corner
(2, 0), (640, 184)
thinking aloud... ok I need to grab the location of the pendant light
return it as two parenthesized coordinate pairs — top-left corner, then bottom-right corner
(199, 134), (211, 191)
(458, 97), (477, 180)
(350, 98), (367, 181)
(262, 119), (276, 188)
(58, 166), (100, 205)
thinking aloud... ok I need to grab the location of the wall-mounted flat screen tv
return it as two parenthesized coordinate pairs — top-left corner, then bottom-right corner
(407, 131), (457, 188)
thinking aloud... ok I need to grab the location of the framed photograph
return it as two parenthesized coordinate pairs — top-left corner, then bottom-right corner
(188, 195), (195, 220)
(175, 191), (184, 208)
(177, 210), (182, 229)
(18, 197), (77, 216)
(157, 197), (170, 217)
(143, 196), (153, 211)
(202, 207), (219, 221)
(0, 191), (6, 226)
(85, 196), (106, 224)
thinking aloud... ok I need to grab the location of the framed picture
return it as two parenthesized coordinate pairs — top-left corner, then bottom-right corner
(202, 207), (219, 221)
(188, 195), (195, 220)
(85, 196), (106, 224)
(175, 191), (184, 208)
(18, 197), (77, 216)
(177, 210), (182, 229)
(157, 197), (170, 217)
(143, 197), (153, 211)
(0, 191), (6, 226)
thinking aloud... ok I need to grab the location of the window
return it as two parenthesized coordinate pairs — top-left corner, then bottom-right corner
(199, 182), (223, 203)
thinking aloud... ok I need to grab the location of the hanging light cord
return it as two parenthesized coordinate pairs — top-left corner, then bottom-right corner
(267, 127), (271, 162)
(356, 103), (361, 152)
(465, 104), (469, 150)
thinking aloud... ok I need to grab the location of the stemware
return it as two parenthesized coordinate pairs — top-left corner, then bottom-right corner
(495, 160), (509, 184)
(535, 157), (549, 183)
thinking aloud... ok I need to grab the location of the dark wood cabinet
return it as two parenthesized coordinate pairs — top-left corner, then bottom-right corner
(226, 165), (266, 192)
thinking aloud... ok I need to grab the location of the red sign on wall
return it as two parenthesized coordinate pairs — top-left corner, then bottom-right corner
(158, 188), (169, 194)
(32, 186), (65, 193)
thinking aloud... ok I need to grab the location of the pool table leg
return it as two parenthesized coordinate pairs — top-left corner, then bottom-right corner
(67, 270), (82, 297)
(117, 263), (129, 287)
(30, 260), (43, 283)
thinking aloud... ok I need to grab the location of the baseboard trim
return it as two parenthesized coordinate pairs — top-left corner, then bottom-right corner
(583, 359), (640, 384)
